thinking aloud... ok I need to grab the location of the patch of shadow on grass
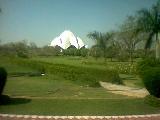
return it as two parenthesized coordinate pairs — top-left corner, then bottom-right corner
(0, 95), (31, 105)
(10, 72), (42, 77)
(121, 76), (137, 81)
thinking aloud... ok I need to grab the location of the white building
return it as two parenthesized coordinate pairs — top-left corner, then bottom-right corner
(50, 30), (85, 49)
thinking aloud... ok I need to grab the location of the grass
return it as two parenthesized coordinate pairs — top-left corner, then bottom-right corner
(0, 99), (160, 115)
(4, 75), (128, 99)
(0, 56), (123, 86)
(32, 56), (137, 74)
(120, 74), (144, 88)
(0, 56), (159, 115)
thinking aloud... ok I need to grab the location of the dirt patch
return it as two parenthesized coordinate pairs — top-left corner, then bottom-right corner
(100, 81), (149, 98)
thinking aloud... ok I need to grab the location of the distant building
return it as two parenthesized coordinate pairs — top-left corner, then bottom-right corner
(49, 30), (86, 49)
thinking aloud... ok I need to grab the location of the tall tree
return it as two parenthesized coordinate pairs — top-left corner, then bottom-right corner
(137, 1), (160, 59)
(87, 31), (113, 60)
(119, 16), (142, 62)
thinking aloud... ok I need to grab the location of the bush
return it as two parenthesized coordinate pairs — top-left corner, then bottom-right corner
(137, 58), (160, 69)
(101, 70), (123, 85)
(111, 63), (136, 74)
(137, 58), (160, 98)
(0, 67), (7, 95)
(89, 46), (103, 60)
(7, 57), (123, 87)
(80, 48), (88, 57)
(144, 95), (160, 107)
(17, 51), (29, 58)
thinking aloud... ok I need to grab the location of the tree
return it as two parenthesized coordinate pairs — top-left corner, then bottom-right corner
(137, 1), (160, 59)
(105, 41), (120, 61)
(39, 45), (60, 56)
(87, 31), (114, 60)
(80, 48), (88, 57)
(15, 40), (29, 58)
(119, 16), (142, 62)
(89, 45), (103, 60)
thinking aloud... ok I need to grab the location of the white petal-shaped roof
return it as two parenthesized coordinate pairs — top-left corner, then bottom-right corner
(50, 30), (85, 49)
(77, 37), (85, 48)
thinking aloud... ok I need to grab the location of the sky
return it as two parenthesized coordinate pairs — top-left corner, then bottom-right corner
(0, 0), (157, 47)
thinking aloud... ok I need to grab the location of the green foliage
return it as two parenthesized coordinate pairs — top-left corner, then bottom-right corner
(0, 41), (61, 57)
(63, 47), (88, 57)
(80, 48), (88, 57)
(117, 50), (129, 62)
(0, 67), (7, 95)
(101, 70), (123, 84)
(89, 46), (103, 60)
(63, 47), (78, 56)
(38, 46), (61, 56)
(137, 58), (160, 97)
(17, 51), (29, 58)
(136, 1), (160, 58)
(137, 58), (160, 75)
(5, 57), (122, 87)
(110, 62), (136, 74)
(105, 46), (118, 61)
(144, 95), (160, 107)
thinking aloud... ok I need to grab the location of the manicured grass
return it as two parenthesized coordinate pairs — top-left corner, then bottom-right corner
(0, 98), (160, 115)
(32, 56), (137, 74)
(120, 74), (144, 88)
(0, 56), (159, 115)
(0, 56), (123, 86)
(4, 75), (128, 99)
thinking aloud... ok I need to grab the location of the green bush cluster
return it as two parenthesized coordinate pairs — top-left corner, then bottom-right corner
(109, 63), (136, 74)
(0, 67), (7, 95)
(8, 57), (122, 87)
(63, 47), (88, 57)
(144, 95), (160, 107)
(137, 58), (160, 98)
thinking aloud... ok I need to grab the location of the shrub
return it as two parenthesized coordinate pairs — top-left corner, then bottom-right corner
(141, 68), (160, 97)
(10, 57), (123, 87)
(144, 95), (160, 107)
(17, 51), (29, 58)
(101, 70), (123, 85)
(0, 67), (7, 95)
(89, 46), (103, 60)
(80, 48), (88, 57)
(111, 63), (136, 74)
(137, 58), (160, 74)
(137, 58), (160, 98)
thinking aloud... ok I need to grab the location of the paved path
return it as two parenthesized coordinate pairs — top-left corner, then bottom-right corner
(0, 114), (160, 120)
(100, 81), (149, 98)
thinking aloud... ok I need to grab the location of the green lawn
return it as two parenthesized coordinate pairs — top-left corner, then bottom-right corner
(0, 99), (160, 115)
(4, 75), (128, 99)
(0, 56), (159, 115)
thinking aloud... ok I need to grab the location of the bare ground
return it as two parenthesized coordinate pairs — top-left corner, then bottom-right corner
(99, 81), (149, 98)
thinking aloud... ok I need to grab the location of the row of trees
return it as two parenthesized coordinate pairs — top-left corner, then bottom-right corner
(0, 1), (159, 61)
(0, 40), (61, 58)
(87, 1), (160, 61)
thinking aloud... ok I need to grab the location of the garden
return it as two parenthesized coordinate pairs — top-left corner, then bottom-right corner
(0, 56), (160, 115)
(0, 0), (160, 116)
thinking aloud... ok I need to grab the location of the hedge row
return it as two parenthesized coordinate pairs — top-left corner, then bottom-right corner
(7, 57), (123, 87)
(137, 58), (160, 98)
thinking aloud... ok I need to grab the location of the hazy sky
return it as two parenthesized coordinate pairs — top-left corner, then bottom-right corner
(0, 0), (157, 47)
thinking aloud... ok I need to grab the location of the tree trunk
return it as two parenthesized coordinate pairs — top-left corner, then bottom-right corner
(156, 42), (160, 59)
(111, 57), (112, 62)
(156, 33), (160, 59)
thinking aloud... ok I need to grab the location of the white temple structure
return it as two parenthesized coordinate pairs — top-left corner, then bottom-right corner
(50, 30), (85, 49)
